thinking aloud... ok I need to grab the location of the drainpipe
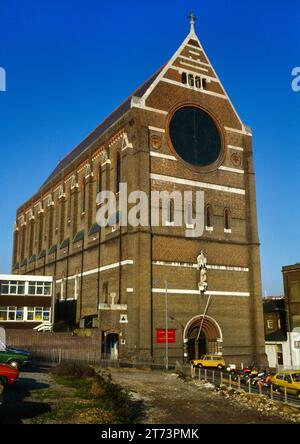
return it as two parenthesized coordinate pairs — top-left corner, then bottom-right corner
(79, 237), (84, 320)
(97, 226), (101, 312)
(65, 242), (70, 299)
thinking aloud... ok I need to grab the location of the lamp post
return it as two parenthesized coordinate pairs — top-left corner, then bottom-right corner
(165, 280), (168, 371)
(169, 315), (185, 364)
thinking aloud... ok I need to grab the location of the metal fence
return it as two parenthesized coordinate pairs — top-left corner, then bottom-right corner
(28, 348), (104, 366)
(191, 367), (300, 408)
(27, 348), (177, 370)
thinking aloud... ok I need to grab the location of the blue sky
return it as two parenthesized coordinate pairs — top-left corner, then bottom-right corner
(0, 0), (299, 295)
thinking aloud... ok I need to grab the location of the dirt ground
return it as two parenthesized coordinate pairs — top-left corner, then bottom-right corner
(110, 367), (292, 424)
(0, 365), (295, 424)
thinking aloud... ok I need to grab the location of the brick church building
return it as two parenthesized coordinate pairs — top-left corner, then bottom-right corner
(12, 15), (267, 366)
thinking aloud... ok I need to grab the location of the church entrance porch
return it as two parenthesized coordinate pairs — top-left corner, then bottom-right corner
(184, 315), (223, 362)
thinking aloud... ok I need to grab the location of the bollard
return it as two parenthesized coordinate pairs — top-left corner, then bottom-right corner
(259, 382), (262, 396)
(284, 386), (287, 404)
(220, 372), (223, 385)
(270, 384), (273, 401)
(191, 364), (195, 379)
(229, 374), (232, 389)
(58, 348), (62, 364)
(204, 369), (207, 381)
(248, 380), (251, 394)
(212, 370), (215, 384)
(238, 376), (241, 390)
(198, 368), (201, 380)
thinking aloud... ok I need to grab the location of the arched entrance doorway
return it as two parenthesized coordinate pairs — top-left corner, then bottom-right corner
(184, 315), (223, 361)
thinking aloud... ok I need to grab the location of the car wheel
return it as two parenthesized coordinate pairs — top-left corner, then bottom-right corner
(217, 364), (223, 370)
(8, 360), (21, 369)
(197, 364), (203, 368)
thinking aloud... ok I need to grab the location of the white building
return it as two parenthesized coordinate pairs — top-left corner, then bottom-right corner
(0, 274), (54, 330)
(266, 330), (300, 370)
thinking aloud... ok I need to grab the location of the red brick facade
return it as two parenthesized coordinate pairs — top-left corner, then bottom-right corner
(12, 24), (267, 366)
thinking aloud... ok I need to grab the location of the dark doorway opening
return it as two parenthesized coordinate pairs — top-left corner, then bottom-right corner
(187, 327), (207, 361)
(102, 332), (119, 360)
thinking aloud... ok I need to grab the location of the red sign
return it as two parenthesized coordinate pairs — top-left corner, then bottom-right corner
(156, 329), (176, 344)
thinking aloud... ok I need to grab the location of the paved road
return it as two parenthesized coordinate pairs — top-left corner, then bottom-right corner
(110, 368), (291, 424)
(0, 365), (52, 424)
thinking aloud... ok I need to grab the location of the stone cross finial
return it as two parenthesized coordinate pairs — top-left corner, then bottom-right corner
(188, 11), (196, 34)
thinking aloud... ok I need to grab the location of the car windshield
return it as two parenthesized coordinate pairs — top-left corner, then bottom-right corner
(292, 373), (300, 382)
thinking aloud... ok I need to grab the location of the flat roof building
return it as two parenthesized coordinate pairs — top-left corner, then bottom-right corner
(0, 275), (54, 330)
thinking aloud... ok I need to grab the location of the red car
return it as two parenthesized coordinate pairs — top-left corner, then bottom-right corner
(0, 363), (19, 385)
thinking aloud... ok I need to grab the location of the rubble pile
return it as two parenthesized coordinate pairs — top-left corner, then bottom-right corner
(193, 378), (300, 423)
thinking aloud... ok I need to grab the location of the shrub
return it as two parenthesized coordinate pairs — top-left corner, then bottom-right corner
(51, 362), (96, 378)
(90, 381), (105, 398)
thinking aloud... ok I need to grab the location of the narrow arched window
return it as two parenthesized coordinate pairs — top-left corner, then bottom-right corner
(188, 74), (194, 87)
(167, 200), (175, 224)
(195, 76), (201, 89)
(206, 206), (212, 228)
(202, 78), (207, 90)
(224, 209), (230, 230)
(81, 179), (86, 213)
(98, 165), (102, 193)
(182, 72), (187, 84)
(67, 187), (72, 223)
(116, 153), (121, 193)
(103, 282), (108, 304)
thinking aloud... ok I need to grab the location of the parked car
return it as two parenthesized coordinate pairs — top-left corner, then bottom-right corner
(192, 354), (226, 369)
(0, 346), (30, 369)
(270, 371), (300, 397)
(0, 363), (19, 385)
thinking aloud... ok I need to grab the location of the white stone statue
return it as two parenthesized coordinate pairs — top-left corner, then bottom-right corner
(197, 250), (208, 292)
(197, 250), (207, 269)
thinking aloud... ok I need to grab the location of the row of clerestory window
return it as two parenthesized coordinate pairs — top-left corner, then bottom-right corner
(166, 202), (231, 230)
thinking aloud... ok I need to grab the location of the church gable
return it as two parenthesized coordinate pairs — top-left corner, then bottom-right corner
(137, 14), (246, 133)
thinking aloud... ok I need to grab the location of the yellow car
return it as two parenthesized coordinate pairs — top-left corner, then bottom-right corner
(192, 354), (225, 369)
(270, 371), (300, 397)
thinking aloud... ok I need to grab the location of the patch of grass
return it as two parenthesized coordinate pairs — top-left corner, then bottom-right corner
(33, 389), (73, 401)
(55, 375), (92, 398)
(31, 367), (139, 424)
(31, 400), (103, 424)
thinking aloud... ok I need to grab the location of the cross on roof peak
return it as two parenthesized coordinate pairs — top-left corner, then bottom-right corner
(188, 11), (196, 34)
